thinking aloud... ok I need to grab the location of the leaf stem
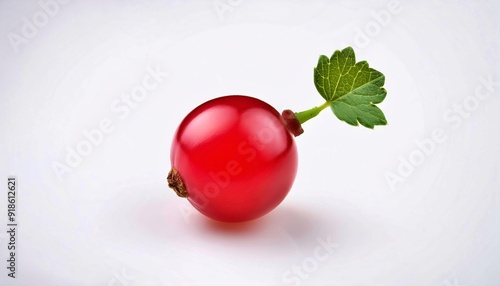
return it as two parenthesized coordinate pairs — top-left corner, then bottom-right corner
(294, 101), (330, 124)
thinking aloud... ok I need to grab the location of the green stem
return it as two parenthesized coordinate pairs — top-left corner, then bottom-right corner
(294, 101), (331, 124)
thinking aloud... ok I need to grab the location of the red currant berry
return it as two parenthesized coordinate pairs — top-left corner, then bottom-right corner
(168, 95), (298, 222)
(167, 47), (388, 223)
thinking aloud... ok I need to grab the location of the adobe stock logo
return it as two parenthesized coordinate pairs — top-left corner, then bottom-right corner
(282, 236), (340, 285)
(352, 0), (403, 49)
(107, 267), (135, 286)
(213, 0), (243, 21)
(7, 0), (71, 54)
(385, 75), (499, 192)
(52, 65), (168, 181)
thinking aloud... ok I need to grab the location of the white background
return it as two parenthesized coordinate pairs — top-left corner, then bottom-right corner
(0, 0), (499, 285)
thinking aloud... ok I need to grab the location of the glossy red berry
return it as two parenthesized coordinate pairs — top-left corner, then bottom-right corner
(168, 47), (389, 224)
(169, 95), (298, 222)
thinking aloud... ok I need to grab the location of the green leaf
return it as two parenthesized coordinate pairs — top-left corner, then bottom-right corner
(314, 46), (387, 128)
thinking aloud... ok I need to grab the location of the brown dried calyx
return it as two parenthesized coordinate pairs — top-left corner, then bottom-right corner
(167, 167), (189, 198)
(281, 109), (304, 137)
